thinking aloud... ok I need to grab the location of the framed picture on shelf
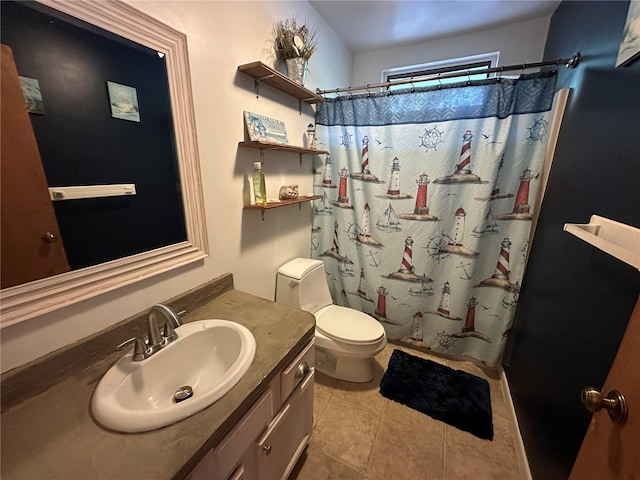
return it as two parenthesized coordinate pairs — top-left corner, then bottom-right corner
(617, 0), (640, 67)
(107, 81), (140, 122)
(244, 111), (288, 144)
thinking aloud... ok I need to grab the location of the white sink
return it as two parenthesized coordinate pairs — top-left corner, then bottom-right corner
(91, 319), (256, 433)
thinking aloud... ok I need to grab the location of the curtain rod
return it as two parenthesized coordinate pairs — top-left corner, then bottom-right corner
(316, 53), (580, 96)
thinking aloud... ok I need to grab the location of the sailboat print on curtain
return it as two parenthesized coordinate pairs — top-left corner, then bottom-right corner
(314, 192), (333, 215)
(313, 72), (559, 367)
(472, 207), (499, 237)
(475, 154), (514, 202)
(377, 204), (401, 232)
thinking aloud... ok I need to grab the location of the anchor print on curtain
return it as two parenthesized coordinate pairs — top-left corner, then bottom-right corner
(312, 72), (558, 367)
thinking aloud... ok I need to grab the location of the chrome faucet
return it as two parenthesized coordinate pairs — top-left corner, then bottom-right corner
(149, 304), (183, 330)
(118, 304), (184, 361)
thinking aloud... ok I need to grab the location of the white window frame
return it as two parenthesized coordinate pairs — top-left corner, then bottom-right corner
(382, 52), (500, 90)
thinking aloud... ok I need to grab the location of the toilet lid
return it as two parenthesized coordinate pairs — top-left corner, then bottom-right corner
(315, 305), (385, 345)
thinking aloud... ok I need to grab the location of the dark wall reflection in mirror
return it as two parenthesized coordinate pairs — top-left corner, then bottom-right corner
(1, 1), (186, 276)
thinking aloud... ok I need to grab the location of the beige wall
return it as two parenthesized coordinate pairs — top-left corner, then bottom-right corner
(0, 1), (351, 373)
(351, 16), (551, 86)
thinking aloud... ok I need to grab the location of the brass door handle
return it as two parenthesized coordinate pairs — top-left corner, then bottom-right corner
(581, 387), (628, 424)
(42, 232), (57, 243)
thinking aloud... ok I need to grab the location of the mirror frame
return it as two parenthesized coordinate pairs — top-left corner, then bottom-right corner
(0, 0), (208, 327)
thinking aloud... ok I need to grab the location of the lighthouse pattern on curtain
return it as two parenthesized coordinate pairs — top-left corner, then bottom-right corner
(311, 75), (557, 367)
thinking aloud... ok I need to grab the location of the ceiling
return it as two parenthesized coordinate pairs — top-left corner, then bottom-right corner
(309, 0), (561, 54)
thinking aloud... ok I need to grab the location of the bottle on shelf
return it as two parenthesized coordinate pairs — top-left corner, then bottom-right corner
(252, 161), (267, 205)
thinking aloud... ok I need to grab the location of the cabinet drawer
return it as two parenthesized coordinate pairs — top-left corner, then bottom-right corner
(281, 339), (315, 401)
(257, 370), (314, 480)
(214, 388), (273, 480)
(186, 449), (217, 480)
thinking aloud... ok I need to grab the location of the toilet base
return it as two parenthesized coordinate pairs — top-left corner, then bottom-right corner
(314, 346), (375, 383)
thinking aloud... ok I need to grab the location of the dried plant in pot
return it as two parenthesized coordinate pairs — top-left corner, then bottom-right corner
(273, 16), (318, 85)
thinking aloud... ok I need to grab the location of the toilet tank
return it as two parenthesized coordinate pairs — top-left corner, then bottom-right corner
(276, 258), (333, 314)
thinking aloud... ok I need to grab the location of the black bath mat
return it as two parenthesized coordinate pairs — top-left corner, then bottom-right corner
(379, 349), (493, 440)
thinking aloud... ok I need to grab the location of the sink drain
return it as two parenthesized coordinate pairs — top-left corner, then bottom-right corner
(173, 385), (193, 403)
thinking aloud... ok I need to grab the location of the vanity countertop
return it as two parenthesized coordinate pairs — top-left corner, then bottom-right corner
(0, 285), (315, 479)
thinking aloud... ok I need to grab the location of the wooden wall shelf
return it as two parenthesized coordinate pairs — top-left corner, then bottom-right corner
(238, 62), (325, 219)
(244, 195), (322, 220)
(237, 61), (325, 104)
(238, 141), (328, 155)
(564, 215), (640, 270)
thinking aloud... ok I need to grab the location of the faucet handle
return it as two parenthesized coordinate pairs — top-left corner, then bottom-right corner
(117, 337), (147, 361)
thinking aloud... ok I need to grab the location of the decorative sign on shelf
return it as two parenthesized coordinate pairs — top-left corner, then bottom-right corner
(243, 111), (288, 144)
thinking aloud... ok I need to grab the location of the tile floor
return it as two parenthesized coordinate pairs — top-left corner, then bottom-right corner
(289, 342), (528, 480)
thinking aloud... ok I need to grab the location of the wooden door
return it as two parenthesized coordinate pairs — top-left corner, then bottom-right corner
(569, 294), (640, 479)
(1, 44), (70, 288)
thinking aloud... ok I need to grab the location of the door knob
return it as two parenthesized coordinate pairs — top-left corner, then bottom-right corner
(42, 232), (57, 243)
(581, 387), (628, 424)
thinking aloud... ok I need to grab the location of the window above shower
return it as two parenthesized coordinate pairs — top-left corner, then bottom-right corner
(382, 52), (500, 90)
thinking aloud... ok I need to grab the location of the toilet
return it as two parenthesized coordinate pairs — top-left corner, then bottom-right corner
(276, 258), (387, 383)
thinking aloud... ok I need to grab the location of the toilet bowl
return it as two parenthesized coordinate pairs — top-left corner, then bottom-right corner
(276, 258), (387, 383)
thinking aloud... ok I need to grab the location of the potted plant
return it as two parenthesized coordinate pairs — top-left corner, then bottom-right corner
(273, 16), (318, 85)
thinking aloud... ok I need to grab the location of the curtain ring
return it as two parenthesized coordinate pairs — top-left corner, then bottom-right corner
(497, 66), (504, 83)
(519, 63), (526, 77)
(366, 84), (372, 97)
(410, 76), (415, 93)
(437, 74), (443, 89)
(466, 70), (472, 85)
(347, 86), (353, 99)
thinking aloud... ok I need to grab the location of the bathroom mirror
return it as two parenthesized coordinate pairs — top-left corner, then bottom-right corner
(0, 0), (208, 327)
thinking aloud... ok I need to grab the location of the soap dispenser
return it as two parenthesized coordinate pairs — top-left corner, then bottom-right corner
(252, 161), (267, 205)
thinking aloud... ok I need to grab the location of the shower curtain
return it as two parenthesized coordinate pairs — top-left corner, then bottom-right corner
(312, 72), (558, 367)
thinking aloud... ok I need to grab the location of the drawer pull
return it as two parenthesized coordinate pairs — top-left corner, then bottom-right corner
(228, 465), (245, 480)
(295, 362), (310, 379)
(263, 444), (272, 455)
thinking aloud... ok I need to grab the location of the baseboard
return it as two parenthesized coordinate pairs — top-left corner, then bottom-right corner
(500, 370), (533, 480)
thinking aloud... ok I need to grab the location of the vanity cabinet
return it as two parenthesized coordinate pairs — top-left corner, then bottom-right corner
(188, 339), (315, 480)
(256, 341), (314, 479)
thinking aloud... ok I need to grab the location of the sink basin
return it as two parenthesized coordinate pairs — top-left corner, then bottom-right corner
(91, 319), (256, 433)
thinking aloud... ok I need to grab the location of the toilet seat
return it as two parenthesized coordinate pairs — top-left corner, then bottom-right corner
(315, 305), (385, 345)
